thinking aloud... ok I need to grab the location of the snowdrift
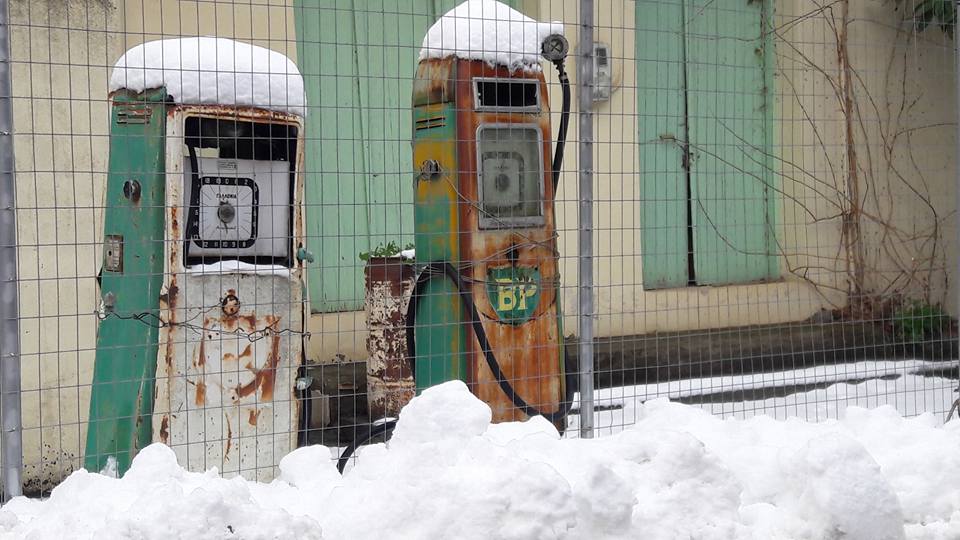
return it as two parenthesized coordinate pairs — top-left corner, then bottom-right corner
(2, 380), (959, 539)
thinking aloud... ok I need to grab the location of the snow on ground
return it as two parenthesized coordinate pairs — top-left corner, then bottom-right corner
(110, 37), (306, 116)
(420, 0), (564, 71)
(3, 376), (960, 540)
(570, 360), (958, 435)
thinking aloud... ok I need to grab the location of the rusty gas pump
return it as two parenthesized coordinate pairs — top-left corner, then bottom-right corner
(85, 38), (311, 480)
(342, 33), (572, 471)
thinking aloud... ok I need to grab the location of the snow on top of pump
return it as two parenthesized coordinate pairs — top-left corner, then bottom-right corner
(109, 37), (306, 117)
(420, 0), (564, 71)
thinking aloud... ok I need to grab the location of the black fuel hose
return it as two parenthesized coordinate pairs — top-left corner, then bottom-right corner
(406, 262), (576, 422)
(551, 59), (571, 191)
(337, 420), (396, 473)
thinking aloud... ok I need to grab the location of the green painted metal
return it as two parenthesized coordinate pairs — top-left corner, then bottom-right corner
(637, 0), (689, 289)
(85, 89), (167, 475)
(295, 0), (370, 312)
(412, 102), (466, 389)
(686, 0), (777, 285)
(637, 0), (777, 288)
(294, 0), (521, 313)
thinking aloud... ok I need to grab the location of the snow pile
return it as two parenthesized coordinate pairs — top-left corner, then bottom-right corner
(420, 0), (563, 71)
(110, 37), (306, 116)
(0, 444), (324, 539)
(4, 380), (960, 539)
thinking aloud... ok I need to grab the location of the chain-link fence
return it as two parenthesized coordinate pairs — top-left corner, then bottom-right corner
(1, 0), (957, 498)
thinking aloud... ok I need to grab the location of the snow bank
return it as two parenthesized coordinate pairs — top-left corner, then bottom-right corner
(110, 37), (306, 117)
(4, 380), (960, 539)
(420, 0), (564, 71)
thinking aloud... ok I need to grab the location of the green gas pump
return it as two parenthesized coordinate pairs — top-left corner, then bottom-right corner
(85, 38), (310, 480)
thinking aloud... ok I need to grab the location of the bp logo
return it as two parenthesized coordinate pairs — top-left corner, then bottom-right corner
(487, 266), (541, 325)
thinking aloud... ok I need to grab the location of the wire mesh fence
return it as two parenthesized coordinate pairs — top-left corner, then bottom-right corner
(1, 0), (958, 498)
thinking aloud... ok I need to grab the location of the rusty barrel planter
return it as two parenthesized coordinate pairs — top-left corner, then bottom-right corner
(364, 256), (416, 419)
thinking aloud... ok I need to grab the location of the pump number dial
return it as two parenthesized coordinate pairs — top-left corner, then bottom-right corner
(189, 176), (259, 249)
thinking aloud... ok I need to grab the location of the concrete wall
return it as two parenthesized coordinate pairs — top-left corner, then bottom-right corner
(7, 0), (956, 490)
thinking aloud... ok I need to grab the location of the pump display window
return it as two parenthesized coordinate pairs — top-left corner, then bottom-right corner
(476, 125), (545, 229)
(181, 116), (297, 265)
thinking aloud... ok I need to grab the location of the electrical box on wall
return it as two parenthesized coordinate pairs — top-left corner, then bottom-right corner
(593, 42), (612, 102)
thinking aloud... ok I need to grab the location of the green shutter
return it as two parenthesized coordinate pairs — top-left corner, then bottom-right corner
(685, 0), (777, 285)
(354, 2), (436, 264)
(637, 0), (689, 289)
(637, 0), (777, 289)
(295, 0), (371, 312)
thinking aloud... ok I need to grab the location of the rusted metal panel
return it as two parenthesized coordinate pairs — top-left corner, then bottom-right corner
(413, 57), (458, 107)
(157, 272), (302, 481)
(153, 107), (306, 481)
(364, 257), (416, 419)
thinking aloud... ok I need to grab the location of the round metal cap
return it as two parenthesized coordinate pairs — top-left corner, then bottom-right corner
(217, 201), (237, 224)
(541, 34), (569, 62)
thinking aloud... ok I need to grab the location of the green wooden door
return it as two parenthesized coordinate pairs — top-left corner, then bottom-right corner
(637, 0), (690, 289)
(295, 0), (519, 312)
(638, 0), (777, 289)
(295, 0), (373, 312)
(686, 0), (776, 285)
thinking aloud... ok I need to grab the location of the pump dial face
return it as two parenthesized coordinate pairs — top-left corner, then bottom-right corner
(192, 176), (259, 249)
(482, 152), (524, 208)
(477, 125), (543, 228)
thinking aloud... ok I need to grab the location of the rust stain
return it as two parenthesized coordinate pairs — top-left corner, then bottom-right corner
(241, 314), (258, 331)
(161, 277), (178, 370)
(196, 333), (206, 368)
(158, 283), (179, 310)
(170, 103), (301, 124)
(169, 206), (179, 239)
(247, 409), (261, 426)
(239, 344), (252, 359)
(224, 414), (232, 460)
(223, 352), (237, 363)
(195, 381), (206, 406)
(235, 334), (282, 401)
(413, 57), (457, 106)
(159, 415), (169, 445)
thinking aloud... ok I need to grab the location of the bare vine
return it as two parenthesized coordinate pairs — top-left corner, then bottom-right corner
(759, 0), (953, 319)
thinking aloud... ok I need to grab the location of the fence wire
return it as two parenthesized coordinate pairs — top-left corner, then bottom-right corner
(1, 0), (958, 497)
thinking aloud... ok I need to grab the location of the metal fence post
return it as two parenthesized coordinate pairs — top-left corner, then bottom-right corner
(0, 0), (22, 501)
(952, 0), (960, 423)
(577, 0), (595, 438)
